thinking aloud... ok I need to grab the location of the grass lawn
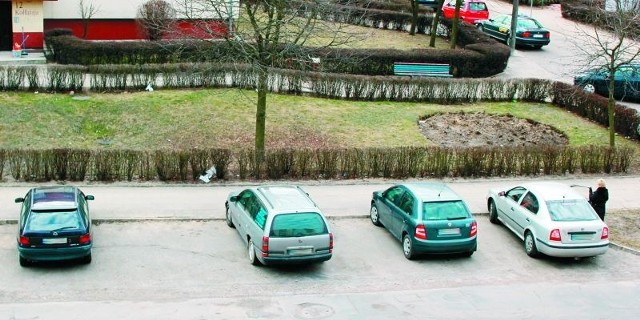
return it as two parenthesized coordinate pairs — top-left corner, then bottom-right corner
(0, 89), (637, 154)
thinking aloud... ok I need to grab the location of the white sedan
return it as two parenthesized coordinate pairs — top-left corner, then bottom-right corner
(486, 181), (609, 258)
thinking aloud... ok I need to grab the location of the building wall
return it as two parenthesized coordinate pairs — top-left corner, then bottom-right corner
(12, 0), (45, 50)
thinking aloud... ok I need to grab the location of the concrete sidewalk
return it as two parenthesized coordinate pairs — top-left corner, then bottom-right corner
(0, 175), (637, 223)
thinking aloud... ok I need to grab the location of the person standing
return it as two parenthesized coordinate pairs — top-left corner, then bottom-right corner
(589, 179), (609, 221)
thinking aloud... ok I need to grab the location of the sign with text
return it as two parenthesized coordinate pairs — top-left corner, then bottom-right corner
(13, 0), (44, 33)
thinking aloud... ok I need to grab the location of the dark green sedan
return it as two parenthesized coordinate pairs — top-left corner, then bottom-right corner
(370, 183), (477, 259)
(476, 14), (550, 49)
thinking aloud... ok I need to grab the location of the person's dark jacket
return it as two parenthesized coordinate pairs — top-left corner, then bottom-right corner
(589, 187), (609, 220)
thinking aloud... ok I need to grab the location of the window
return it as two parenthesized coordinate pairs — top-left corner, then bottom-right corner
(506, 187), (526, 203)
(269, 213), (327, 237)
(547, 200), (598, 221)
(384, 187), (404, 206)
(25, 210), (82, 232)
(423, 201), (471, 220)
(399, 193), (415, 215)
(469, 2), (487, 11)
(519, 192), (539, 214)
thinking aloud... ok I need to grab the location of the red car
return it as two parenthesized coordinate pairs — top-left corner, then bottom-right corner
(441, 0), (489, 25)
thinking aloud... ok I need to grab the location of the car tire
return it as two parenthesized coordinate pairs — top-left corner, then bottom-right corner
(369, 204), (382, 226)
(533, 45), (543, 50)
(402, 234), (416, 260)
(477, 25), (484, 32)
(19, 256), (30, 267)
(82, 253), (92, 264)
(583, 84), (595, 94)
(488, 199), (499, 224)
(225, 204), (235, 228)
(248, 239), (260, 266)
(524, 231), (540, 258)
(462, 250), (474, 257)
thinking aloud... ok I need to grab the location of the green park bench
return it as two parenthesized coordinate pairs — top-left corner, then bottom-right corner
(393, 62), (453, 78)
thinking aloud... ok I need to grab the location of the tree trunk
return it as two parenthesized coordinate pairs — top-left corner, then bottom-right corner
(410, 0), (418, 35)
(449, 0), (463, 49)
(608, 75), (616, 147)
(429, 0), (445, 47)
(255, 70), (268, 176)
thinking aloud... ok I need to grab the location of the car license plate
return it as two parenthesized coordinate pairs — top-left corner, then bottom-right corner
(43, 238), (67, 244)
(533, 34), (543, 38)
(439, 228), (460, 235)
(571, 233), (594, 240)
(289, 248), (313, 255)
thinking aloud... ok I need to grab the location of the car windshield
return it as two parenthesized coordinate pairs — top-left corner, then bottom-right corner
(469, 2), (487, 10)
(422, 201), (471, 220)
(269, 212), (327, 237)
(25, 210), (82, 232)
(546, 200), (598, 221)
(518, 19), (542, 29)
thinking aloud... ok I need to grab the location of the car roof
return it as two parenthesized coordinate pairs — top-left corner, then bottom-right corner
(402, 183), (462, 202)
(31, 186), (79, 211)
(254, 185), (320, 213)
(520, 182), (584, 201)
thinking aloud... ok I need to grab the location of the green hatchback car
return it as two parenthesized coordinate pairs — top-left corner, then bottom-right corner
(370, 183), (477, 259)
(16, 186), (94, 267)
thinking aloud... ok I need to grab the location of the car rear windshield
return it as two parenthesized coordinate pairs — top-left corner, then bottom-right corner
(469, 2), (487, 10)
(269, 212), (327, 237)
(25, 210), (83, 232)
(422, 201), (471, 220)
(546, 200), (599, 221)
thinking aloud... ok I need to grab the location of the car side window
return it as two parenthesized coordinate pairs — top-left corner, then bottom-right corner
(519, 192), (540, 214)
(78, 193), (90, 227)
(505, 187), (526, 203)
(238, 191), (255, 215)
(384, 187), (404, 206)
(398, 193), (415, 216)
(19, 191), (32, 228)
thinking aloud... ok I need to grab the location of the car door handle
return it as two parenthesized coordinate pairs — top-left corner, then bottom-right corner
(510, 207), (514, 211)
(526, 218), (530, 222)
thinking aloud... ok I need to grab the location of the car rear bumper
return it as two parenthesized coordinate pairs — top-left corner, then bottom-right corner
(18, 244), (92, 262)
(516, 37), (550, 47)
(260, 252), (332, 265)
(537, 240), (609, 258)
(413, 236), (477, 254)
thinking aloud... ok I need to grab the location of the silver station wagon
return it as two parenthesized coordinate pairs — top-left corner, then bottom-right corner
(225, 185), (333, 266)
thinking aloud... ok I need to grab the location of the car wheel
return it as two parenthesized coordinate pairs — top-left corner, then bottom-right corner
(225, 204), (235, 228)
(82, 253), (92, 264)
(583, 84), (595, 94)
(402, 234), (416, 260)
(488, 199), (499, 224)
(248, 239), (260, 266)
(462, 251), (474, 257)
(533, 45), (543, 50)
(524, 231), (540, 258)
(19, 256), (30, 267)
(477, 25), (484, 32)
(369, 204), (381, 226)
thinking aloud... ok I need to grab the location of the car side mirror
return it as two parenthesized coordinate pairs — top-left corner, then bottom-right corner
(229, 196), (238, 202)
(85, 195), (95, 201)
(14, 197), (24, 203)
(498, 191), (506, 197)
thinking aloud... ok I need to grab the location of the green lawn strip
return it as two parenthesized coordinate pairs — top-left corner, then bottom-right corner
(0, 90), (636, 152)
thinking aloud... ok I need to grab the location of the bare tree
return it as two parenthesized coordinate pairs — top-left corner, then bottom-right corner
(428, 0), (446, 47)
(137, 0), (177, 41)
(173, 0), (363, 167)
(575, 0), (640, 147)
(79, 0), (100, 39)
(410, 0), (419, 35)
(448, 0), (463, 49)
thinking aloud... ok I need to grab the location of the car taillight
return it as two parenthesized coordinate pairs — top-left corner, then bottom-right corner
(549, 229), (561, 241)
(545, 32), (550, 38)
(79, 233), (91, 245)
(470, 221), (477, 237)
(19, 236), (30, 246)
(329, 233), (334, 253)
(601, 227), (609, 240)
(522, 31), (531, 38)
(415, 225), (427, 240)
(261, 236), (269, 257)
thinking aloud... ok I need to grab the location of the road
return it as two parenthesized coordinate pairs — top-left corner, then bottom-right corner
(1, 178), (640, 319)
(485, 0), (640, 111)
(2, 217), (640, 320)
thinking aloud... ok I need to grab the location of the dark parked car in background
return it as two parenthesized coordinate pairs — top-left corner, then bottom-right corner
(370, 183), (477, 259)
(476, 14), (550, 49)
(16, 186), (95, 267)
(418, 0), (442, 10)
(574, 64), (640, 102)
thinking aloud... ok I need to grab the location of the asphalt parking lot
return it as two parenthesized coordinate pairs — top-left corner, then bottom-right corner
(2, 217), (640, 319)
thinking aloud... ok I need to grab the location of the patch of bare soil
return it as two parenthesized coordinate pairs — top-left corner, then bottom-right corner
(607, 209), (640, 251)
(418, 112), (569, 148)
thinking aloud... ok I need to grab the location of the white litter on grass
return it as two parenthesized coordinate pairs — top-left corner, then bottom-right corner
(145, 84), (154, 92)
(199, 166), (217, 183)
